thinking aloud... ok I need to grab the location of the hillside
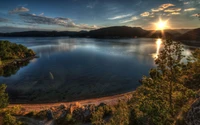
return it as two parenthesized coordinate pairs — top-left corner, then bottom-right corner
(84, 26), (147, 38)
(176, 28), (200, 46)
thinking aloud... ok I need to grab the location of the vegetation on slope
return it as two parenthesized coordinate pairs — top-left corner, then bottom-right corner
(90, 39), (200, 125)
(0, 40), (35, 61)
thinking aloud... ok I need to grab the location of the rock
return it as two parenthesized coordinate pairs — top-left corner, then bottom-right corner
(46, 110), (54, 120)
(185, 98), (200, 125)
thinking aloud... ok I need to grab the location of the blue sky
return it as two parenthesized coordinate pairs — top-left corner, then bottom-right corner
(0, 0), (199, 32)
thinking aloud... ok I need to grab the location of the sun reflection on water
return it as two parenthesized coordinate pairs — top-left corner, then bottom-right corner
(152, 39), (162, 59)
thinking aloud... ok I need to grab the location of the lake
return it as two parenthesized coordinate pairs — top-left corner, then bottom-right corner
(0, 37), (194, 103)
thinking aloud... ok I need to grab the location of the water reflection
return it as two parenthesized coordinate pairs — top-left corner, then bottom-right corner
(0, 37), (196, 103)
(152, 39), (162, 59)
(0, 61), (30, 77)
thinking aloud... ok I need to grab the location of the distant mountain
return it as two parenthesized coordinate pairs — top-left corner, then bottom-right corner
(175, 28), (200, 46)
(0, 26), (173, 38)
(82, 26), (148, 38)
(166, 29), (191, 34)
(0, 26), (198, 42)
(0, 31), (84, 37)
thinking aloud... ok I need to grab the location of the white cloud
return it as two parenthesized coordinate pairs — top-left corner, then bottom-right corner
(184, 2), (190, 5)
(9, 7), (29, 14)
(184, 8), (196, 11)
(108, 14), (132, 20)
(120, 16), (139, 23)
(19, 13), (100, 30)
(140, 12), (150, 17)
(39, 13), (44, 16)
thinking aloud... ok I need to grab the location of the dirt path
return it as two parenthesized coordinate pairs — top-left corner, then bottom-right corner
(9, 91), (133, 113)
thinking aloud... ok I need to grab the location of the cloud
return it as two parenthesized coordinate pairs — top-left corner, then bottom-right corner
(39, 13), (44, 16)
(184, 8), (196, 11)
(108, 14), (132, 20)
(86, 0), (98, 9)
(164, 8), (181, 13)
(140, 12), (150, 17)
(184, 2), (190, 5)
(191, 13), (199, 17)
(0, 26), (48, 33)
(151, 3), (175, 12)
(120, 16), (139, 23)
(0, 18), (8, 22)
(160, 3), (175, 9)
(151, 8), (162, 12)
(171, 12), (181, 15)
(19, 13), (99, 30)
(9, 7), (29, 14)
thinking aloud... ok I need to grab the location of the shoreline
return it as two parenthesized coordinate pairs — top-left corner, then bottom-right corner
(8, 91), (134, 112)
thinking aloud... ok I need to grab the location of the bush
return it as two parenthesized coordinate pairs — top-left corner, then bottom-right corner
(0, 40), (35, 60)
(0, 84), (9, 108)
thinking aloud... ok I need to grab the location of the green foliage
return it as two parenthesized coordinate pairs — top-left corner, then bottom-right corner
(3, 112), (22, 125)
(56, 112), (78, 125)
(0, 40), (35, 60)
(183, 49), (200, 90)
(128, 39), (196, 124)
(91, 39), (200, 125)
(91, 106), (106, 125)
(108, 101), (130, 125)
(0, 84), (9, 108)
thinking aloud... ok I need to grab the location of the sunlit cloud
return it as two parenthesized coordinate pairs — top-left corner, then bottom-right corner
(108, 14), (132, 20)
(160, 3), (175, 9)
(9, 7), (29, 14)
(151, 8), (162, 12)
(184, 8), (196, 11)
(140, 12), (150, 17)
(164, 8), (181, 13)
(171, 12), (181, 15)
(151, 3), (175, 12)
(120, 16), (139, 23)
(191, 13), (199, 17)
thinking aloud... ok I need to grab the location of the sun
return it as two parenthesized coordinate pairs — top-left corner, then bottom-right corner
(155, 19), (168, 30)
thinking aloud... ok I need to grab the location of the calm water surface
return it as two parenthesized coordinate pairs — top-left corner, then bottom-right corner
(0, 37), (194, 103)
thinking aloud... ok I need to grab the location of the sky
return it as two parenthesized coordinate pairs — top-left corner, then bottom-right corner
(0, 0), (199, 32)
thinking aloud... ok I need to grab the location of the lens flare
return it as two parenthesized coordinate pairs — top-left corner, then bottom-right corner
(155, 18), (169, 30)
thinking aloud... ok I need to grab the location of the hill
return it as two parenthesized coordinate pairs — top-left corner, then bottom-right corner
(176, 28), (200, 46)
(83, 26), (148, 38)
